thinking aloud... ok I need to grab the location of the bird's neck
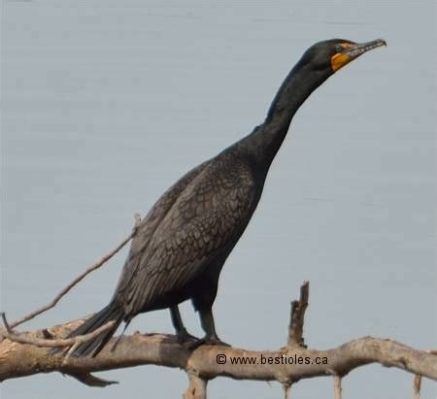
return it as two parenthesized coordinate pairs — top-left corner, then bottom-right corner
(239, 65), (331, 169)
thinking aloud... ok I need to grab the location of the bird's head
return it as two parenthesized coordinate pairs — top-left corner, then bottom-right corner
(264, 37), (386, 128)
(297, 38), (386, 75)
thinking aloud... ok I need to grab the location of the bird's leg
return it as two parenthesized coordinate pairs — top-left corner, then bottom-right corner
(169, 306), (198, 343)
(197, 307), (230, 347)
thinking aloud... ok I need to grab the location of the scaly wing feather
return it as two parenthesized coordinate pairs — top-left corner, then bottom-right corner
(117, 157), (256, 316)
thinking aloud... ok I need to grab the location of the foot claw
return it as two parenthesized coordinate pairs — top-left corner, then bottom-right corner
(176, 330), (199, 345)
(187, 336), (231, 350)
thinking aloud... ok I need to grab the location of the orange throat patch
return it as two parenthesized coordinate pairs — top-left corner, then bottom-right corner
(331, 53), (352, 72)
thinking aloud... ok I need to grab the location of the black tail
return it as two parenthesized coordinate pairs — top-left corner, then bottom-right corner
(56, 302), (124, 357)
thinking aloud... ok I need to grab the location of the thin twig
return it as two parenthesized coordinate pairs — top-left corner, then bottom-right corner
(334, 375), (342, 399)
(2, 319), (115, 349)
(70, 372), (118, 387)
(63, 340), (82, 365)
(9, 214), (142, 329)
(1, 312), (12, 333)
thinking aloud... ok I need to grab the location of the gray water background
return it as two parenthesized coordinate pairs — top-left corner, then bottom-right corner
(1, 1), (436, 398)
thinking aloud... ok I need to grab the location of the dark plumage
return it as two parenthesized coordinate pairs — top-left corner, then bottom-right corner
(61, 38), (385, 356)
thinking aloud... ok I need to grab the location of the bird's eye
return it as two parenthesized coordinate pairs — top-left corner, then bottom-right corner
(335, 44), (343, 53)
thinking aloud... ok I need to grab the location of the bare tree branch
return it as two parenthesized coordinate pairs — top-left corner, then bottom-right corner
(0, 321), (435, 386)
(1, 281), (435, 398)
(282, 381), (292, 399)
(183, 373), (208, 399)
(413, 351), (437, 399)
(288, 281), (309, 348)
(334, 375), (342, 399)
(413, 374), (422, 399)
(9, 214), (141, 329)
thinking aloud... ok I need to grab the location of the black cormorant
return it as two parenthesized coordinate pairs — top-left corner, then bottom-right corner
(61, 38), (385, 356)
